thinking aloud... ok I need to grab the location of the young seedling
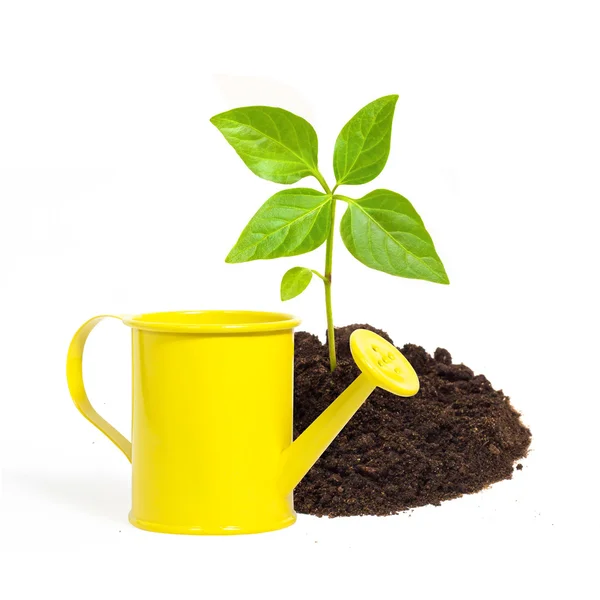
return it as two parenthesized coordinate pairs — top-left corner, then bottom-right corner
(211, 95), (448, 371)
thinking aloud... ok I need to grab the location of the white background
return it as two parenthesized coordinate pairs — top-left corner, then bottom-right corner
(1, 1), (599, 598)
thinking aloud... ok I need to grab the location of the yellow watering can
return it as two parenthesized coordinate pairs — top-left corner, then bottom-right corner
(66, 310), (419, 535)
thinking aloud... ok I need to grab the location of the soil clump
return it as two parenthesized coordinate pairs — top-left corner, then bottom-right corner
(293, 325), (531, 517)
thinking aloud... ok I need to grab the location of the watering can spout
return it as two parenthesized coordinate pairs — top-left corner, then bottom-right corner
(278, 329), (420, 496)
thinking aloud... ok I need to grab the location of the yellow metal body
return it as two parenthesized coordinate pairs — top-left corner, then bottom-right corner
(66, 311), (419, 535)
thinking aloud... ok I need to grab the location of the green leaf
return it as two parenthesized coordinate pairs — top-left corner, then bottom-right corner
(333, 95), (399, 186)
(226, 189), (331, 263)
(280, 267), (313, 301)
(210, 106), (319, 184)
(339, 189), (449, 284)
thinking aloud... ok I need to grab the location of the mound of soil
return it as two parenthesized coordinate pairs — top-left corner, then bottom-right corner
(293, 324), (531, 517)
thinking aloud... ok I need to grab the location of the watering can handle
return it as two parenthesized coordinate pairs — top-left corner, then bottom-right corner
(66, 315), (132, 462)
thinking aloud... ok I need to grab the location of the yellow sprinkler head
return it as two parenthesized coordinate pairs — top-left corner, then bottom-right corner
(349, 329), (420, 397)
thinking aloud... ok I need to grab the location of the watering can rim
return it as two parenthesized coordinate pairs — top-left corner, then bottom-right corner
(121, 309), (301, 334)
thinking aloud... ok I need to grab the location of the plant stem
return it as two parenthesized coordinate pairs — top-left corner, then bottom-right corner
(324, 197), (337, 371)
(313, 170), (330, 193)
(310, 269), (328, 283)
(313, 170), (338, 371)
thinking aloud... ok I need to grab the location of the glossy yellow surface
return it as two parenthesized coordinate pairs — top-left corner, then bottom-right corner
(350, 328), (420, 396)
(66, 315), (132, 460)
(66, 312), (419, 535)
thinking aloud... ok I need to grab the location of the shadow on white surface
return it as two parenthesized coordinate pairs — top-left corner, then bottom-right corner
(4, 468), (129, 524)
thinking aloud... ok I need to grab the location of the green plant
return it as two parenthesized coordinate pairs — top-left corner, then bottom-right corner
(211, 95), (449, 371)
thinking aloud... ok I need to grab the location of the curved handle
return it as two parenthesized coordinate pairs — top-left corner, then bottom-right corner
(66, 315), (132, 462)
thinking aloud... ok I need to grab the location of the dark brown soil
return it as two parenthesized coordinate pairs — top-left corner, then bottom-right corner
(293, 324), (532, 517)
